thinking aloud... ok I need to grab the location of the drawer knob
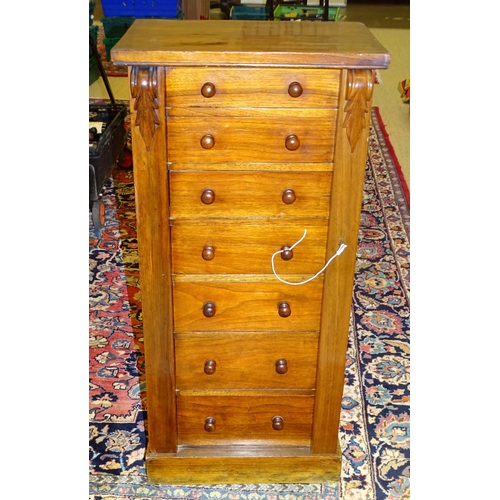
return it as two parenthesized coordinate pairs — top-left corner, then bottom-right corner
(200, 134), (215, 149)
(204, 359), (217, 375)
(282, 189), (296, 205)
(272, 416), (284, 431)
(201, 189), (215, 205)
(288, 82), (303, 98)
(202, 245), (215, 260)
(201, 82), (216, 98)
(278, 301), (291, 318)
(203, 302), (217, 318)
(280, 245), (293, 261)
(204, 417), (216, 432)
(275, 359), (289, 374)
(285, 134), (300, 151)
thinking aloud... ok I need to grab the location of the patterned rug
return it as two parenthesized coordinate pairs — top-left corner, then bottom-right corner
(89, 106), (410, 499)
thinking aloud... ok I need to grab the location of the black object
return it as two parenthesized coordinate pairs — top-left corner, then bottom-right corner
(89, 33), (132, 230)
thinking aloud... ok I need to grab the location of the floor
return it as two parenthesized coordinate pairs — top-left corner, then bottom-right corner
(89, 2), (410, 188)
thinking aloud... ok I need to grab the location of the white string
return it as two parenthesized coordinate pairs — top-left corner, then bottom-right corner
(271, 229), (348, 286)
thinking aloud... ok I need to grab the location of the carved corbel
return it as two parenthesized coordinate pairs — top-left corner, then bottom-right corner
(130, 66), (160, 151)
(342, 70), (374, 152)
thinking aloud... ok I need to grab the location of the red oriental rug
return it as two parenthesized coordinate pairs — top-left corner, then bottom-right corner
(89, 106), (410, 499)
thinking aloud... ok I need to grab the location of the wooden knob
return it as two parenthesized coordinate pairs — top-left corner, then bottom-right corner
(201, 82), (216, 98)
(275, 359), (288, 374)
(272, 416), (284, 431)
(204, 417), (216, 432)
(282, 189), (296, 205)
(288, 82), (303, 98)
(281, 245), (293, 261)
(200, 134), (215, 149)
(202, 245), (215, 260)
(201, 189), (215, 204)
(203, 302), (216, 318)
(285, 134), (300, 151)
(278, 302), (291, 318)
(204, 359), (217, 375)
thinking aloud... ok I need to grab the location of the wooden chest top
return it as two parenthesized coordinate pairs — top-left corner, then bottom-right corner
(112, 20), (390, 68)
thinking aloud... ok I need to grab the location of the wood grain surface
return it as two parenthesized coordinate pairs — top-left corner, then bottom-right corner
(169, 171), (332, 218)
(167, 116), (336, 164)
(177, 394), (314, 446)
(171, 218), (329, 275)
(166, 67), (341, 109)
(175, 331), (319, 389)
(172, 280), (323, 332)
(112, 20), (390, 68)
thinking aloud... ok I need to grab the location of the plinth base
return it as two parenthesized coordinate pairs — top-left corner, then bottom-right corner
(146, 445), (341, 484)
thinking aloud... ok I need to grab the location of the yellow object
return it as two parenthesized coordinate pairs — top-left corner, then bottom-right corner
(398, 78), (410, 103)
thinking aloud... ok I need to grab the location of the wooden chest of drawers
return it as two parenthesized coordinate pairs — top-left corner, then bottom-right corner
(112, 19), (390, 484)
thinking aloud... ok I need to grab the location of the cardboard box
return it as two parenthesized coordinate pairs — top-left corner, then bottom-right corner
(182, 0), (210, 19)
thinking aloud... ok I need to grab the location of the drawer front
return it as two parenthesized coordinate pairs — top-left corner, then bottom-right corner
(175, 332), (319, 390)
(167, 116), (336, 164)
(177, 395), (314, 446)
(171, 220), (329, 275)
(166, 68), (341, 110)
(169, 171), (332, 219)
(173, 281), (323, 332)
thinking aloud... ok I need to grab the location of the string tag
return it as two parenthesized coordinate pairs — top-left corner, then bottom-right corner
(271, 229), (347, 286)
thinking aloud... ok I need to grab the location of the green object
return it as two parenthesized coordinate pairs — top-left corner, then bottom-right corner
(89, 25), (99, 57)
(89, 1), (95, 26)
(230, 5), (269, 20)
(89, 56), (99, 86)
(103, 37), (121, 61)
(101, 16), (136, 38)
(273, 4), (339, 21)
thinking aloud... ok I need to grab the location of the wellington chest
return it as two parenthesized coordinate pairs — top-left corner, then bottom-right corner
(112, 19), (390, 484)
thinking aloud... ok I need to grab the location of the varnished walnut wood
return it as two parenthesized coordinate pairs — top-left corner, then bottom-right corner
(285, 134), (300, 151)
(275, 359), (289, 375)
(280, 245), (293, 261)
(288, 82), (303, 98)
(167, 116), (336, 164)
(204, 359), (217, 375)
(166, 68), (340, 109)
(171, 220), (329, 275)
(177, 394), (314, 446)
(201, 245), (215, 261)
(200, 134), (215, 149)
(278, 301), (292, 318)
(112, 20), (390, 68)
(130, 67), (160, 151)
(170, 172), (331, 218)
(127, 66), (177, 453)
(272, 416), (285, 431)
(204, 417), (216, 432)
(311, 68), (376, 454)
(201, 82), (216, 98)
(169, 161), (333, 172)
(113, 19), (389, 484)
(282, 189), (296, 205)
(175, 332), (318, 390)
(202, 301), (216, 318)
(344, 70), (374, 152)
(146, 445), (341, 484)
(173, 282), (321, 332)
(200, 188), (215, 205)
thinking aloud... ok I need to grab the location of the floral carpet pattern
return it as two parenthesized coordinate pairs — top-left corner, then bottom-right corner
(89, 106), (410, 499)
